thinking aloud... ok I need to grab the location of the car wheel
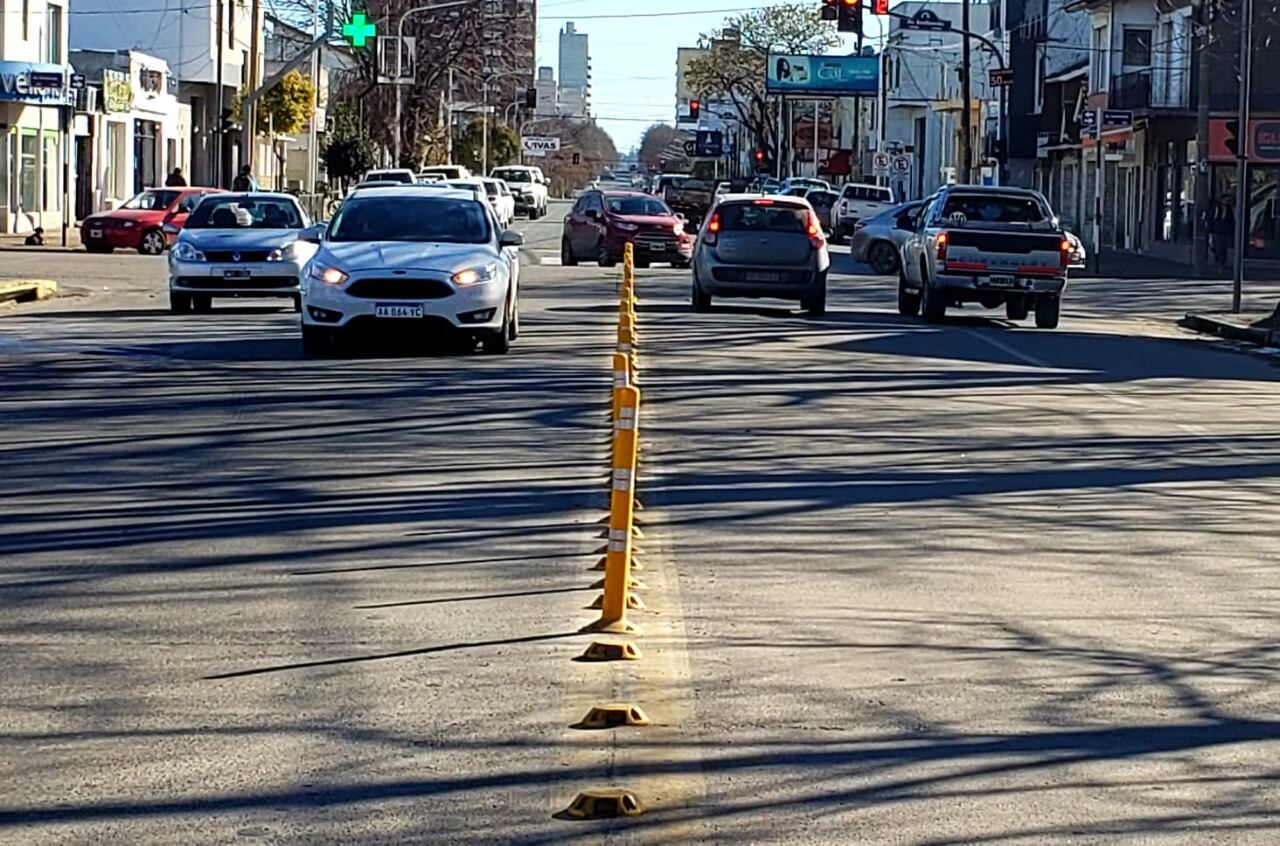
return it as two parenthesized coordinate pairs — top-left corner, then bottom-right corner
(897, 271), (921, 316)
(138, 228), (166, 256)
(169, 292), (192, 314)
(301, 325), (336, 356)
(868, 241), (898, 275)
(192, 295), (213, 313)
(483, 311), (512, 354)
(830, 225), (845, 246)
(1034, 295), (1061, 329)
(920, 263), (946, 323)
(1005, 295), (1029, 321)
(597, 241), (616, 267)
(691, 269), (711, 313)
(508, 301), (520, 340)
(561, 236), (578, 266)
(802, 279), (827, 315)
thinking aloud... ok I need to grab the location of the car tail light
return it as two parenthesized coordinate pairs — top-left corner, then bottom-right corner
(1059, 238), (1072, 269)
(807, 210), (825, 250)
(752, 198), (775, 206)
(704, 212), (720, 245)
(936, 231), (949, 260)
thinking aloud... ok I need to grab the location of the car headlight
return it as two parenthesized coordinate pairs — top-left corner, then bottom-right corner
(171, 242), (206, 262)
(309, 264), (348, 285)
(452, 264), (498, 286)
(673, 222), (684, 235)
(267, 241), (300, 262)
(614, 221), (638, 232)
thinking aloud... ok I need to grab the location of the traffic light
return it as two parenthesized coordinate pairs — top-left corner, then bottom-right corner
(821, 0), (838, 21)
(837, 0), (862, 33)
(689, 99), (700, 121)
(754, 148), (765, 162)
(872, 0), (888, 14)
(525, 86), (537, 109)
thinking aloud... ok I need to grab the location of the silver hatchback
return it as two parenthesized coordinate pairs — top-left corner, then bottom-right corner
(691, 195), (831, 314)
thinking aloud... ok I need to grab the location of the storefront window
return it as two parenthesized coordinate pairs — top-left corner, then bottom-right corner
(105, 122), (127, 200)
(0, 130), (9, 213)
(19, 131), (37, 213)
(42, 132), (59, 211)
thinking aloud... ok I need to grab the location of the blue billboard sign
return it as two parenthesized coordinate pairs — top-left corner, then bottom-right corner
(765, 54), (879, 96)
(0, 62), (74, 106)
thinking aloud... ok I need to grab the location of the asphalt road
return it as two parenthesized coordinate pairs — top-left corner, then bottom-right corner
(3, 203), (1280, 844)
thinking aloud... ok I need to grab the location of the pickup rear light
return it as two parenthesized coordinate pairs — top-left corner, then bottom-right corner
(703, 212), (720, 245)
(807, 210), (825, 250)
(1059, 238), (1072, 269)
(936, 231), (949, 260)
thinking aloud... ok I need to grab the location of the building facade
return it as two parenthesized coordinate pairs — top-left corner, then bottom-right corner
(557, 22), (590, 118)
(0, 0), (76, 234)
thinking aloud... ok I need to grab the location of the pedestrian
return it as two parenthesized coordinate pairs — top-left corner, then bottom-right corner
(1208, 194), (1235, 271)
(164, 168), (187, 187)
(232, 164), (258, 192)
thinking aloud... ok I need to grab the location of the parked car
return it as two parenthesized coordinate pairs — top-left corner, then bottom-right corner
(299, 186), (522, 355)
(479, 178), (516, 227)
(691, 194), (830, 314)
(830, 183), (895, 244)
(418, 164), (472, 181)
(898, 185), (1070, 327)
(848, 200), (925, 274)
(1064, 230), (1086, 268)
(168, 193), (315, 313)
(363, 168), (418, 184)
(82, 187), (224, 255)
(490, 166), (548, 218)
(561, 190), (693, 268)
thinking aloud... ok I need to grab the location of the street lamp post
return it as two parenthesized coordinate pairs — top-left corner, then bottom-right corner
(394, 0), (474, 166)
(480, 70), (529, 174)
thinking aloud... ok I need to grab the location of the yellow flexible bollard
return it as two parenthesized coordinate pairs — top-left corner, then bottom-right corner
(587, 386), (641, 633)
(610, 353), (630, 421)
(623, 242), (635, 286)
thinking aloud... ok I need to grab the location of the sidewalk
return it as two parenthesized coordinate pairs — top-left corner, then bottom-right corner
(0, 229), (83, 253)
(1077, 251), (1197, 280)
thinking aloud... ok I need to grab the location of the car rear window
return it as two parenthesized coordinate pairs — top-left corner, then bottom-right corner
(939, 193), (1050, 225)
(843, 185), (892, 202)
(716, 202), (809, 233)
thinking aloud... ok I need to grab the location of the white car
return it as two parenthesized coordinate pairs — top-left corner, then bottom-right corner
(479, 178), (515, 227)
(363, 168), (418, 184)
(830, 183), (895, 244)
(299, 186), (522, 355)
(418, 164), (472, 181)
(490, 165), (548, 218)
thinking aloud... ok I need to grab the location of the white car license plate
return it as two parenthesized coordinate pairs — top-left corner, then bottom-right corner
(222, 268), (251, 279)
(375, 303), (424, 319)
(89, 229), (102, 239)
(988, 275), (1017, 287)
(745, 271), (781, 283)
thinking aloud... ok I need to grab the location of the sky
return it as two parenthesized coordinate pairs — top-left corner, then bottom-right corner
(536, 0), (892, 153)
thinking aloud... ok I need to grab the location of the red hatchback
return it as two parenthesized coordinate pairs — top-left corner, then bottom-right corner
(560, 190), (694, 268)
(82, 187), (225, 255)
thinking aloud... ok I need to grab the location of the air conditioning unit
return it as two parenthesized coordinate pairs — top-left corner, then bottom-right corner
(76, 86), (98, 113)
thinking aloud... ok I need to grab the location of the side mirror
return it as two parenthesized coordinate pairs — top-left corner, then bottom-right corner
(499, 229), (524, 247)
(300, 223), (325, 244)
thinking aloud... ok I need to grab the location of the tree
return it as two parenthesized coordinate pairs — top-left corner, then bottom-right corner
(685, 6), (839, 169)
(454, 120), (521, 173)
(638, 123), (689, 172)
(321, 101), (374, 191)
(260, 71), (316, 135)
(534, 118), (618, 196)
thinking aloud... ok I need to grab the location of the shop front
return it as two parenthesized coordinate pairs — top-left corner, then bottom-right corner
(1207, 117), (1280, 262)
(0, 61), (76, 235)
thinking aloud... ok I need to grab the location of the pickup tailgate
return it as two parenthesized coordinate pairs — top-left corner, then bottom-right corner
(943, 230), (1064, 276)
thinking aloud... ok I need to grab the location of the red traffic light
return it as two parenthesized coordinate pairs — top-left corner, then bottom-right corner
(872, 0), (888, 13)
(754, 148), (765, 161)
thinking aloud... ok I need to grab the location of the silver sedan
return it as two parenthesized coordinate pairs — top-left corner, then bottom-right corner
(848, 201), (925, 275)
(168, 193), (316, 313)
(691, 194), (831, 315)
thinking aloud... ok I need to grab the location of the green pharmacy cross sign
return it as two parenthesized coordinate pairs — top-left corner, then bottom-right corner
(342, 13), (377, 48)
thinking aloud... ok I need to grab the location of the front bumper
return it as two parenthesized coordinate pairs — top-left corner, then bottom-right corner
(301, 273), (507, 333)
(169, 259), (304, 296)
(82, 226), (141, 250)
(607, 233), (693, 261)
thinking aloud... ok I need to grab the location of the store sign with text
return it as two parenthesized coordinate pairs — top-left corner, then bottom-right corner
(765, 54), (878, 96)
(0, 61), (74, 106)
(1208, 118), (1280, 163)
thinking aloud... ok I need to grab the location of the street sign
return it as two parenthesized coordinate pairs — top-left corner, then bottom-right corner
(521, 135), (560, 156)
(989, 68), (1013, 87)
(892, 154), (912, 174)
(69, 73), (86, 90)
(695, 130), (723, 157)
(1102, 109), (1133, 127)
(376, 36), (415, 84)
(872, 151), (891, 174)
(341, 13), (377, 48)
(901, 9), (951, 31)
(683, 140), (697, 157)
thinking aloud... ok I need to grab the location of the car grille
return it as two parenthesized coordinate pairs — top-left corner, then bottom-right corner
(345, 278), (453, 299)
(710, 267), (813, 284)
(204, 250), (273, 262)
(176, 276), (298, 289)
(634, 230), (677, 252)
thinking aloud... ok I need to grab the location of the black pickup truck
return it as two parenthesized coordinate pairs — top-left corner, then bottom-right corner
(661, 177), (714, 227)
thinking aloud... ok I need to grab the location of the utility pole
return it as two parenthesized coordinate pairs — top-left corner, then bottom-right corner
(242, 0), (261, 174)
(1193, 0), (1212, 274)
(214, 0), (225, 186)
(1232, 0), (1253, 312)
(307, 0), (321, 193)
(1093, 106), (1104, 274)
(960, 0), (972, 184)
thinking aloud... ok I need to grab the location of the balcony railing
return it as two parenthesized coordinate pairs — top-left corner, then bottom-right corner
(1110, 69), (1152, 110)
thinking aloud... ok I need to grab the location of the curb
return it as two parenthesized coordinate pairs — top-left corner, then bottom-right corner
(1179, 312), (1274, 346)
(0, 280), (59, 304)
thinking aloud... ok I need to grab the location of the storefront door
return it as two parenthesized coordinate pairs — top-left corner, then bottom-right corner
(134, 120), (157, 193)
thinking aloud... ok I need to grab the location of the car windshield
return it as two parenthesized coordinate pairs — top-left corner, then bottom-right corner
(122, 189), (180, 211)
(493, 169), (531, 183)
(605, 196), (670, 216)
(328, 196), (490, 243)
(939, 193), (1051, 226)
(717, 202), (809, 233)
(186, 197), (304, 229)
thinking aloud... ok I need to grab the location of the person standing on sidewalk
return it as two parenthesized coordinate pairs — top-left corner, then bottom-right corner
(1207, 194), (1235, 271)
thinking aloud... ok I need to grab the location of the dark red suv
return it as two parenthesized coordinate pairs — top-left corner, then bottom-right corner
(560, 190), (694, 268)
